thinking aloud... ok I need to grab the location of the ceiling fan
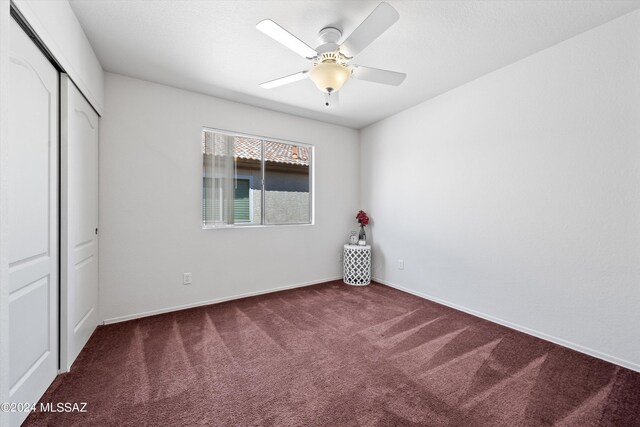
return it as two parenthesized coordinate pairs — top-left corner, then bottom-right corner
(256, 1), (407, 107)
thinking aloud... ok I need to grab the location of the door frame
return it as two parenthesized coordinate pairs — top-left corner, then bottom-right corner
(0, 2), (13, 426)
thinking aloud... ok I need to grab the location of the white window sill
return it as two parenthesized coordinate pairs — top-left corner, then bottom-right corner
(202, 222), (314, 230)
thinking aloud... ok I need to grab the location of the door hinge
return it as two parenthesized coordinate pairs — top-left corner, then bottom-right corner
(95, 228), (98, 235)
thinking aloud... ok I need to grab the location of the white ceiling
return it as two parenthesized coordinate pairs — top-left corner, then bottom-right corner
(69, 0), (640, 129)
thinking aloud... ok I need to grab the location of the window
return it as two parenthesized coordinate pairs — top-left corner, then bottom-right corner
(202, 129), (312, 228)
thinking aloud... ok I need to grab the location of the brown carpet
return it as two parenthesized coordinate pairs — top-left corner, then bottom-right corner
(25, 281), (640, 426)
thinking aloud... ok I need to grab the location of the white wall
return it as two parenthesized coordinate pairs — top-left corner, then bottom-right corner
(12, 0), (104, 114)
(360, 10), (640, 371)
(99, 73), (359, 322)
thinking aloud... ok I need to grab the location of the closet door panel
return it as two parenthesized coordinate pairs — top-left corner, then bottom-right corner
(8, 17), (59, 427)
(60, 74), (99, 371)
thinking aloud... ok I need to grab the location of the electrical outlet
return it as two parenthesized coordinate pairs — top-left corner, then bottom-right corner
(183, 272), (192, 285)
(398, 260), (404, 270)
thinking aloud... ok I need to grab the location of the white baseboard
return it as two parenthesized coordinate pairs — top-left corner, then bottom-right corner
(102, 276), (342, 325)
(374, 277), (640, 374)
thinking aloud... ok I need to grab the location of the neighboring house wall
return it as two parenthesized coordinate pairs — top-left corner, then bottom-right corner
(239, 164), (310, 224)
(236, 164), (310, 192)
(263, 168), (309, 192)
(360, 10), (640, 371)
(247, 189), (310, 225)
(100, 72), (359, 323)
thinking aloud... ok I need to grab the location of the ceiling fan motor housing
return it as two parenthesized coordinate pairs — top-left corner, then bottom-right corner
(318, 27), (342, 45)
(316, 28), (341, 55)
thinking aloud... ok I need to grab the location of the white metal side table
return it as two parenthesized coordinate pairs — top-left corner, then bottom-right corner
(343, 244), (371, 286)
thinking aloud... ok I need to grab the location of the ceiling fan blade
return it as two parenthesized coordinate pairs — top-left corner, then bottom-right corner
(352, 65), (406, 86)
(340, 2), (399, 58)
(259, 71), (309, 89)
(256, 19), (317, 59)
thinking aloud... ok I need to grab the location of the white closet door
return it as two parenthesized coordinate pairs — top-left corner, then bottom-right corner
(8, 18), (59, 427)
(60, 75), (99, 371)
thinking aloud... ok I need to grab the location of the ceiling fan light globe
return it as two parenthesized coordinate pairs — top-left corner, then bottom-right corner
(309, 62), (351, 93)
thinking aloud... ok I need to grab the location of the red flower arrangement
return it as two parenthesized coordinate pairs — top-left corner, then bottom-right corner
(356, 210), (369, 226)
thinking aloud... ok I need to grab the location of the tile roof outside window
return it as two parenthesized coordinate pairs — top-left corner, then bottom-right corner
(202, 135), (310, 166)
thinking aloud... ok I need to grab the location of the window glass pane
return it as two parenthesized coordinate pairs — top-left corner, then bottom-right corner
(203, 131), (234, 226)
(203, 129), (312, 227)
(233, 137), (261, 224)
(263, 140), (311, 224)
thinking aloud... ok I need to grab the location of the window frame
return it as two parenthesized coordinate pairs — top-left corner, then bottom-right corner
(202, 127), (314, 229)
